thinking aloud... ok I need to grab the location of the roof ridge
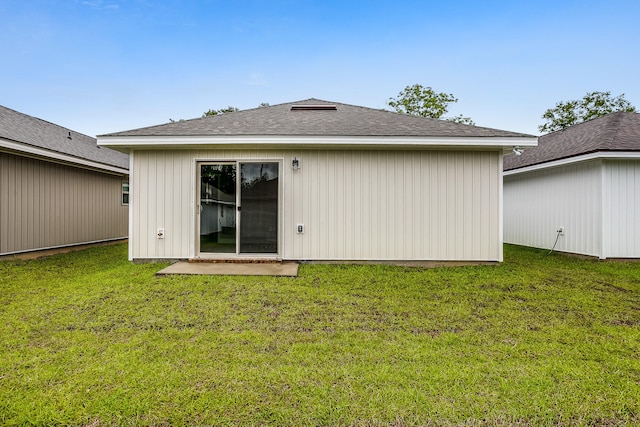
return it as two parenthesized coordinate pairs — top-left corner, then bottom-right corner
(100, 98), (535, 139)
(504, 111), (640, 171)
(0, 105), (96, 140)
(600, 112), (624, 149)
(1, 105), (129, 170)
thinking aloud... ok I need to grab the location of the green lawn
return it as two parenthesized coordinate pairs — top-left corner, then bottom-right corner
(1, 244), (639, 426)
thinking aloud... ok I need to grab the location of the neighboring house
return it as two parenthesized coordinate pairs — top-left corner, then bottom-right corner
(503, 112), (640, 259)
(97, 99), (536, 263)
(0, 105), (129, 256)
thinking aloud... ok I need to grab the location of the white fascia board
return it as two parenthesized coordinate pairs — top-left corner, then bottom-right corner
(98, 135), (538, 150)
(0, 139), (129, 175)
(503, 151), (640, 176)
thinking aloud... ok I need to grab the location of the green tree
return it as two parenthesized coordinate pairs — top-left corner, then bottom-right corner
(539, 91), (636, 133)
(170, 105), (243, 122)
(387, 84), (474, 125)
(203, 106), (240, 117)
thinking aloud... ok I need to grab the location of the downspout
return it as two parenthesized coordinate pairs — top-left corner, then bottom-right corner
(128, 151), (134, 261)
(599, 160), (606, 260)
(498, 150), (504, 262)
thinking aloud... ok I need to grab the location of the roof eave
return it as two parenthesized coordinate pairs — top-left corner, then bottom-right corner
(1, 138), (129, 175)
(98, 134), (538, 151)
(503, 150), (640, 176)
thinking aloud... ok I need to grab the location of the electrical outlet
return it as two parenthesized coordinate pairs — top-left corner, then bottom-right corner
(557, 226), (564, 235)
(296, 224), (304, 234)
(157, 228), (165, 239)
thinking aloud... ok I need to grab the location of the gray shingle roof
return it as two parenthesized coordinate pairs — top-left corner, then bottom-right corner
(504, 112), (640, 171)
(0, 105), (129, 170)
(100, 98), (533, 139)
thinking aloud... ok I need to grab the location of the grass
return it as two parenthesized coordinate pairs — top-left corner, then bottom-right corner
(1, 244), (639, 426)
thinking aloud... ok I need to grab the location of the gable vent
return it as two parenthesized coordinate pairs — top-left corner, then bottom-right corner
(291, 104), (337, 111)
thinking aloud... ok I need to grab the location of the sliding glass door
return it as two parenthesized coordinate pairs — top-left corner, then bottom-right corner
(199, 163), (237, 253)
(198, 161), (279, 255)
(239, 162), (279, 253)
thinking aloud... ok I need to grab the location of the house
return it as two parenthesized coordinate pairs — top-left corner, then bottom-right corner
(503, 112), (640, 259)
(0, 105), (129, 256)
(97, 99), (536, 263)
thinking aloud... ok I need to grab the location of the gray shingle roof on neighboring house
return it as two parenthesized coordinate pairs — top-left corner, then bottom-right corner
(504, 112), (640, 171)
(0, 105), (129, 170)
(100, 98), (534, 139)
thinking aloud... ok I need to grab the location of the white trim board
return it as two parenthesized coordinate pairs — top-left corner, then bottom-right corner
(503, 151), (640, 176)
(0, 139), (129, 175)
(98, 135), (538, 151)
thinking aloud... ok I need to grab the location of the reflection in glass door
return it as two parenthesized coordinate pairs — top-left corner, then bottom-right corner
(240, 163), (279, 253)
(199, 163), (237, 253)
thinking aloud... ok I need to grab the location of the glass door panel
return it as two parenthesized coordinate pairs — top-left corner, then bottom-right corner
(239, 162), (279, 253)
(199, 163), (237, 253)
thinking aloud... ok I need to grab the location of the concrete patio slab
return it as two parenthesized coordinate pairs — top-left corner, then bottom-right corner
(156, 262), (299, 276)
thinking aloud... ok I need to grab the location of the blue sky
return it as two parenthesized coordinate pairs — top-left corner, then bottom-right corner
(1, 0), (639, 137)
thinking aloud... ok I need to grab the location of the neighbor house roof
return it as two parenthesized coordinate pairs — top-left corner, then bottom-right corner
(504, 112), (640, 171)
(0, 105), (129, 171)
(100, 98), (533, 139)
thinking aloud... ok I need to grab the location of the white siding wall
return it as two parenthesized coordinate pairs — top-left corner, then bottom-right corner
(504, 160), (602, 257)
(602, 160), (640, 258)
(130, 149), (193, 260)
(131, 149), (502, 261)
(0, 152), (128, 254)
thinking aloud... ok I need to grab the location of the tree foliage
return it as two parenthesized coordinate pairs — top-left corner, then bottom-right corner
(171, 103), (270, 122)
(387, 84), (474, 125)
(203, 106), (240, 117)
(447, 114), (475, 125)
(539, 91), (636, 133)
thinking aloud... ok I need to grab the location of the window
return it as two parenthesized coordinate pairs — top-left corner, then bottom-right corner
(122, 181), (129, 205)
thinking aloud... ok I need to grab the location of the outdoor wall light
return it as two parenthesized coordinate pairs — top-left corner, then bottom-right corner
(292, 157), (300, 170)
(512, 146), (524, 156)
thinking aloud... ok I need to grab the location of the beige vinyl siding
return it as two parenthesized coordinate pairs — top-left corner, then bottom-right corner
(0, 152), (128, 255)
(284, 149), (500, 261)
(130, 149), (193, 259)
(504, 160), (602, 257)
(130, 148), (501, 261)
(602, 160), (640, 258)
